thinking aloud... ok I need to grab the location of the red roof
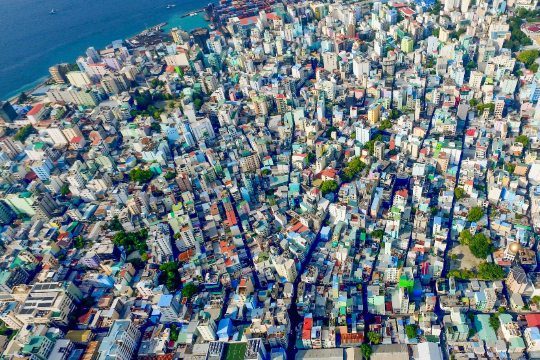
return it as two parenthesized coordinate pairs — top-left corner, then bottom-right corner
(266, 13), (280, 21)
(526, 314), (540, 328)
(395, 189), (408, 198)
(27, 103), (44, 116)
(399, 7), (415, 16)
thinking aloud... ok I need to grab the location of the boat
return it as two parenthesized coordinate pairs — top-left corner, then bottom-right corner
(49, 9), (56, 14)
(166, 4), (176, 8)
(189, 12), (198, 16)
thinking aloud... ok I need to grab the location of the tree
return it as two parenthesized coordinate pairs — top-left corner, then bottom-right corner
(170, 324), (179, 342)
(134, 90), (153, 110)
(341, 157), (367, 182)
(505, 163), (516, 173)
(459, 230), (473, 246)
(448, 269), (475, 279)
(113, 229), (148, 254)
(454, 187), (466, 200)
(364, 134), (383, 155)
(193, 98), (203, 111)
(150, 122), (161, 133)
(371, 229), (384, 239)
(109, 216), (124, 231)
(476, 103), (495, 115)
(159, 262), (181, 291)
(489, 313), (500, 331)
(0, 320), (14, 340)
(164, 172), (176, 180)
(326, 126), (337, 138)
(129, 168), (154, 184)
(515, 135), (530, 147)
(467, 206), (484, 222)
(517, 50), (540, 70)
(60, 184), (70, 196)
(13, 125), (36, 142)
(320, 180), (338, 195)
(469, 98), (479, 107)
(261, 168), (271, 176)
(504, 14), (534, 51)
(405, 324), (418, 339)
(182, 283), (198, 299)
(307, 152), (316, 164)
(17, 92), (29, 104)
(367, 331), (381, 344)
(378, 119), (392, 131)
(360, 344), (373, 359)
(74, 236), (85, 249)
(389, 109), (400, 120)
(477, 262), (505, 280)
(469, 233), (493, 259)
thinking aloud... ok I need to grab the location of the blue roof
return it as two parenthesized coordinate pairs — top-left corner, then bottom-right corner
(158, 294), (174, 307)
(217, 318), (233, 335)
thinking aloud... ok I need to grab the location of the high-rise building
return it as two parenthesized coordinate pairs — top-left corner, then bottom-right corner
(0, 101), (18, 123)
(368, 103), (381, 124)
(98, 320), (141, 360)
(197, 313), (218, 341)
(401, 36), (414, 53)
(0, 201), (16, 225)
(49, 63), (71, 84)
(100, 74), (129, 95)
(374, 141), (386, 160)
(0, 138), (20, 159)
(150, 223), (173, 262)
(157, 294), (181, 323)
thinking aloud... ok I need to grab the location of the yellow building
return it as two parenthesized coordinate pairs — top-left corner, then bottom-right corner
(368, 103), (382, 124)
(401, 36), (414, 53)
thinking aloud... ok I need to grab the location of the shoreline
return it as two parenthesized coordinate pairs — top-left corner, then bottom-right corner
(3, 6), (212, 103)
(8, 76), (50, 104)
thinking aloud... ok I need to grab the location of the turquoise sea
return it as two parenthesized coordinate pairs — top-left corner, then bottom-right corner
(0, 0), (213, 100)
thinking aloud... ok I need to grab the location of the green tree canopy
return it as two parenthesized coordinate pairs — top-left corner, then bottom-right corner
(367, 331), (381, 344)
(454, 187), (466, 200)
(159, 262), (181, 291)
(320, 180), (338, 195)
(469, 233), (493, 259)
(467, 206), (484, 222)
(14, 125), (36, 142)
(405, 324), (418, 339)
(477, 262), (505, 280)
(113, 229), (148, 254)
(459, 229), (473, 246)
(360, 344), (373, 360)
(517, 50), (540, 70)
(489, 313), (501, 331)
(515, 135), (530, 147)
(129, 168), (154, 184)
(182, 283), (199, 298)
(341, 157), (367, 182)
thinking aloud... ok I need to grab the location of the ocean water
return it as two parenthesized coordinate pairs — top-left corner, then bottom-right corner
(0, 0), (212, 100)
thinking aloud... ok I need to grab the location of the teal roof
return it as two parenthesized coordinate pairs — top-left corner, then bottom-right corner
(474, 314), (497, 346)
(510, 337), (525, 350)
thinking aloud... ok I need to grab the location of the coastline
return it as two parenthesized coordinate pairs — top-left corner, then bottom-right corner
(2, 5), (212, 103)
(8, 76), (50, 104)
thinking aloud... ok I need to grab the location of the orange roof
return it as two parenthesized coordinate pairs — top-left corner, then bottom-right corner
(27, 103), (44, 116)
